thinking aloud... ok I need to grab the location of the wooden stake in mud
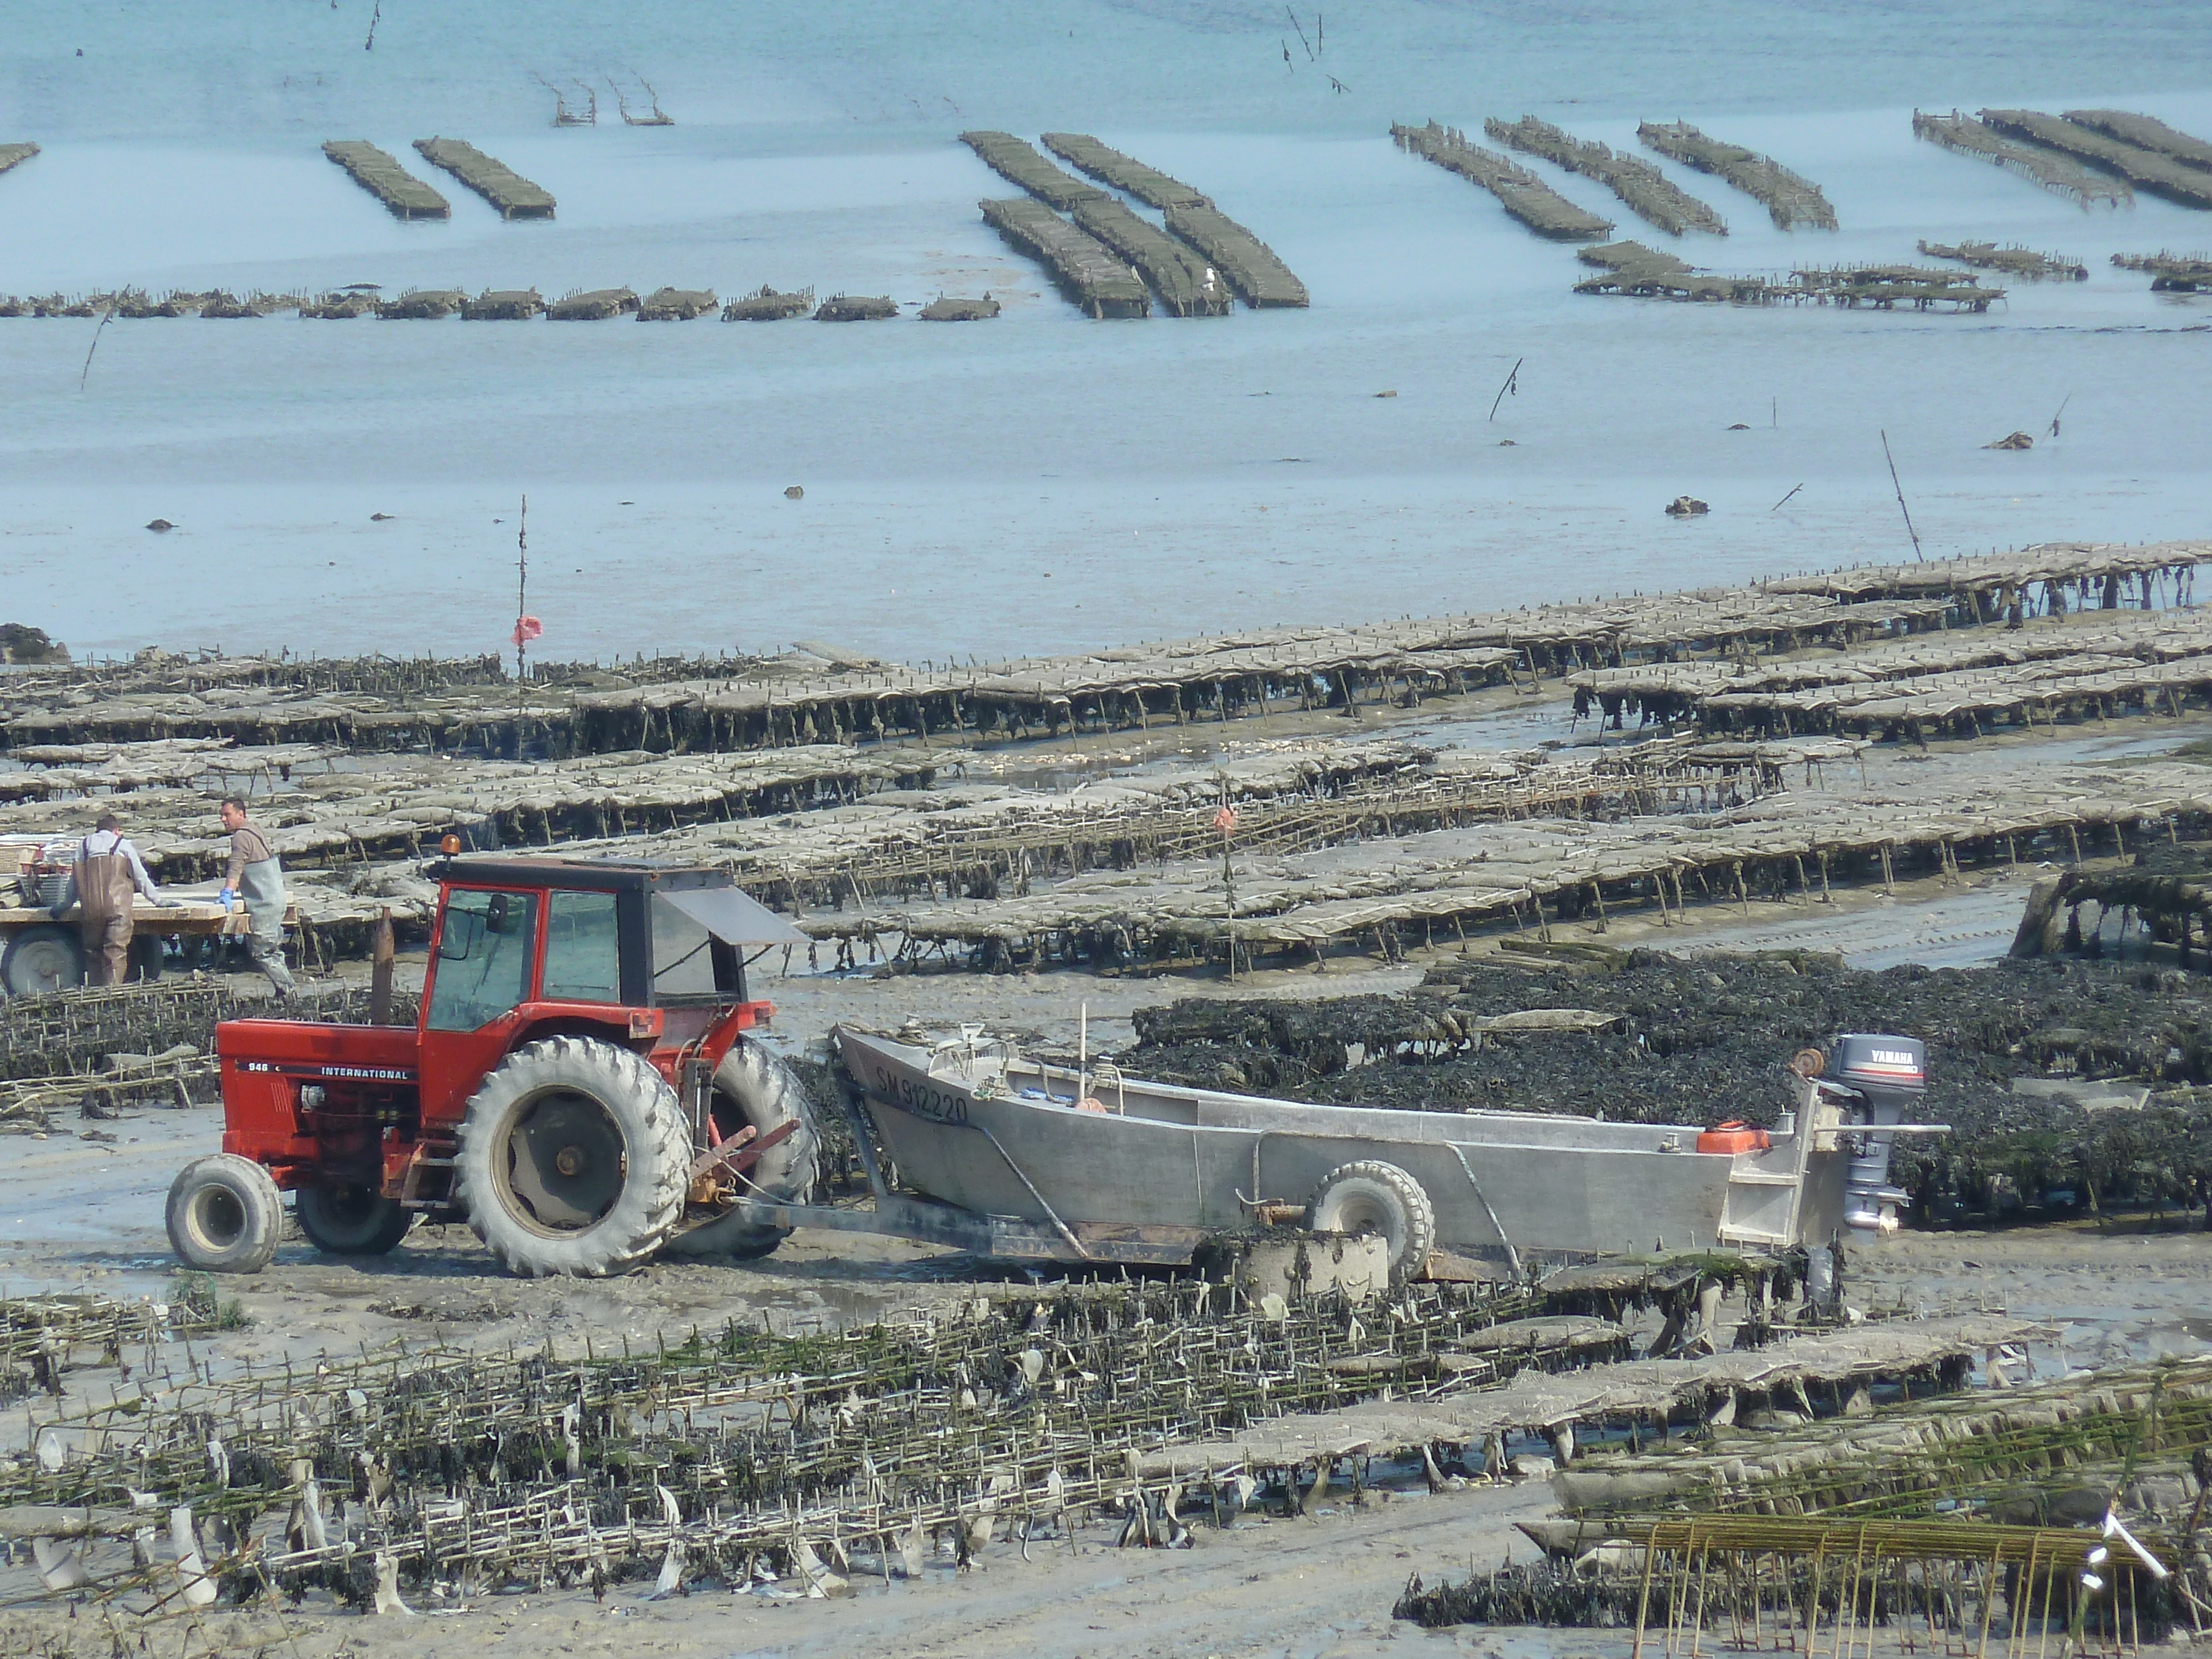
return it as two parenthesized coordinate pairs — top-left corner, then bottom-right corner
(1881, 430), (1926, 564)
(77, 307), (113, 392)
(370, 909), (394, 1025)
(512, 496), (543, 706)
(1214, 795), (1240, 978)
(1631, 1519), (1661, 1659)
(1489, 357), (1522, 421)
(1974, 1540), (2001, 1659)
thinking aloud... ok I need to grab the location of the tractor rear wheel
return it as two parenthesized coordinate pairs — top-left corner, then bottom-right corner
(296, 1183), (413, 1256)
(659, 1043), (821, 1262)
(456, 1036), (688, 1278)
(167, 1154), (284, 1273)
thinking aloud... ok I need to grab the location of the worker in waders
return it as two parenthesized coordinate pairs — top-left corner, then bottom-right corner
(218, 796), (295, 999)
(51, 812), (172, 985)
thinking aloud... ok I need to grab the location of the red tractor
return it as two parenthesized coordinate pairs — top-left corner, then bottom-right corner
(165, 855), (820, 1278)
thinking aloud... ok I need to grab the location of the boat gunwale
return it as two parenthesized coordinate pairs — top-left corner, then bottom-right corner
(842, 1027), (1756, 1161)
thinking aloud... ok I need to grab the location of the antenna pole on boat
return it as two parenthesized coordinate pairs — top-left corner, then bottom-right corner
(1078, 1004), (1088, 1105)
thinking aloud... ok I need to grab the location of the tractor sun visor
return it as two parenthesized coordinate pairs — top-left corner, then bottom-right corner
(659, 885), (811, 950)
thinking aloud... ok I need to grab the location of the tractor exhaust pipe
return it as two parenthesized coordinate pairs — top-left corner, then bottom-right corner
(1827, 1034), (1926, 1233)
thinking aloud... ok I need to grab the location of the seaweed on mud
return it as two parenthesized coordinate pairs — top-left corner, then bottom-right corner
(1395, 1557), (2177, 1639)
(784, 1051), (868, 1191)
(1129, 952), (2212, 1223)
(171, 1271), (252, 1330)
(1396, 1562), (1655, 1629)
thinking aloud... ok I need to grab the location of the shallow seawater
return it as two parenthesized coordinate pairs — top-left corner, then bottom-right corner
(0, 3), (2208, 660)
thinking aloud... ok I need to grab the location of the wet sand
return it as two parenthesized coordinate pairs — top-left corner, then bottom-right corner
(0, 1475), (1555, 1659)
(3, 1002), (2209, 1659)
(0, 1169), (2205, 1659)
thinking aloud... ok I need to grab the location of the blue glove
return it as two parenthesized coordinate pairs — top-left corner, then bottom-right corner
(217, 887), (238, 907)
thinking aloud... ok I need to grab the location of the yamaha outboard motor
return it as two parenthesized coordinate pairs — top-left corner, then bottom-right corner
(1828, 1034), (1926, 1232)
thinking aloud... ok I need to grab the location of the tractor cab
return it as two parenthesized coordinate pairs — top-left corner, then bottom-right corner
(429, 855), (778, 1024)
(414, 855), (795, 1126)
(170, 855), (821, 1280)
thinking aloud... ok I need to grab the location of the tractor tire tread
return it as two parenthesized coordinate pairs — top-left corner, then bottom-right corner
(1307, 1158), (1437, 1281)
(296, 1185), (414, 1256)
(167, 1153), (284, 1274)
(658, 1043), (821, 1262)
(716, 1044), (821, 1204)
(456, 1035), (688, 1279)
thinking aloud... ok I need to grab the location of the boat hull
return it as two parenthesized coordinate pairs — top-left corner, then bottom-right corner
(836, 1027), (1848, 1265)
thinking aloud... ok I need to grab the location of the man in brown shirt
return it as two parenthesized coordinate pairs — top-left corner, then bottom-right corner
(219, 797), (295, 997)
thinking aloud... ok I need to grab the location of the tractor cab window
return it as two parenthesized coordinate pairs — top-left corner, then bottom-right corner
(650, 893), (732, 1000)
(542, 890), (621, 1004)
(426, 889), (540, 1031)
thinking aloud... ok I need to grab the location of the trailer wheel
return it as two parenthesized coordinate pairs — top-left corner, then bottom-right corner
(167, 1154), (284, 1273)
(2, 925), (82, 997)
(1308, 1160), (1437, 1281)
(659, 1043), (821, 1262)
(296, 1183), (413, 1256)
(456, 1036), (688, 1278)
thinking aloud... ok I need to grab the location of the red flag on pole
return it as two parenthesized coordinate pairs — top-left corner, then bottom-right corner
(1213, 806), (1238, 837)
(511, 615), (544, 648)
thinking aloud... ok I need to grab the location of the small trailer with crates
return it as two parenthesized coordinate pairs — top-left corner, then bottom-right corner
(0, 833), (283, 995)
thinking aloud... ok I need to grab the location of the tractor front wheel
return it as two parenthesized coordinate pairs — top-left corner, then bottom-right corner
(167, 1154), (284, 1273)
(456, 1036), (688, 1278)
(296, 1183), (414, 1256)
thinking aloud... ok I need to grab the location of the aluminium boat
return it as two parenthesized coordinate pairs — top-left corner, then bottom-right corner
(727, 1027), (1935, 1272)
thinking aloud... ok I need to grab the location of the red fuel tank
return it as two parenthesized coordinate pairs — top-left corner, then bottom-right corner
(1696, 1121), (1771, 1155)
